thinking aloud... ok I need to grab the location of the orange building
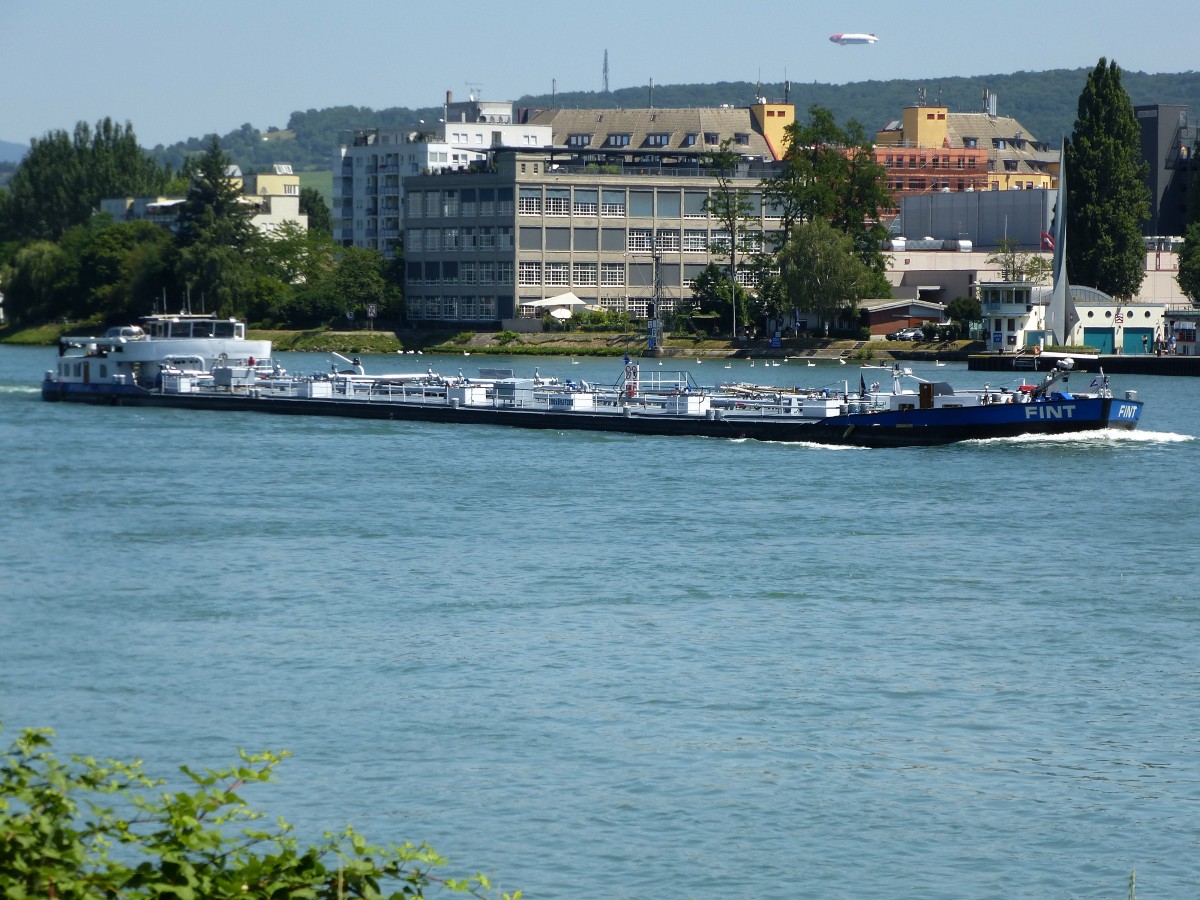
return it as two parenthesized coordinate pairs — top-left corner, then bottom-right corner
(874, 100), (1057, 210)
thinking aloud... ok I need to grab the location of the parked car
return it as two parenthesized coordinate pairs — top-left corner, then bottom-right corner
(887, 327), (925, 341)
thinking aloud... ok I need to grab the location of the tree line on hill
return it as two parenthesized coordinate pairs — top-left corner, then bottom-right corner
(139, 68), (1200, 175)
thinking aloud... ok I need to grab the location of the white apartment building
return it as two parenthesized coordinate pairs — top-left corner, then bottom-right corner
(333, 93), (553, 256)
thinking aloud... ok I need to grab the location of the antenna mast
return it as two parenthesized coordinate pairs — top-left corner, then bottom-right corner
(603, 49), (609, 93)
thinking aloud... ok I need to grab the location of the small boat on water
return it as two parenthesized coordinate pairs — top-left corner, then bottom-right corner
(41, 317), (1145, 448)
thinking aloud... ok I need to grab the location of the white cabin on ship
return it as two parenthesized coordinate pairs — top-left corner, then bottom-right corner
(50, 314), (274, 390)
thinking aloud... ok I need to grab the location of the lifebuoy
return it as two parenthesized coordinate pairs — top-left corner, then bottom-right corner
(1033, 345), (1042, 356)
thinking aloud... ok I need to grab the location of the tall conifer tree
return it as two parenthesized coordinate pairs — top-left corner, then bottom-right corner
(1064, 58), (1150, 299)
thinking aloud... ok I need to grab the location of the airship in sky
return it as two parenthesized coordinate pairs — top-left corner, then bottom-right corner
(829, 33), (879, 45)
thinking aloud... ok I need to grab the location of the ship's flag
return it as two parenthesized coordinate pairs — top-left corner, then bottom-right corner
(860, 373), (867, 395)
(1040, 230), (1055, 250)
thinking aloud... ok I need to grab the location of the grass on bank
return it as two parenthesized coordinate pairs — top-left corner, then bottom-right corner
(1, 320), (981, 359)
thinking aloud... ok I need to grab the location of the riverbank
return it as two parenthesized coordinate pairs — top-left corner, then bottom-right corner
(1, 321), (979, 361)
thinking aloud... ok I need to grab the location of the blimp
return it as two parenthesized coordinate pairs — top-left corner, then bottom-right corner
(829, 33), (879, 45)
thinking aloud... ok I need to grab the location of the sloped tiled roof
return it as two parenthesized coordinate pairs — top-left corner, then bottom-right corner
(946, 113), (1059, 175)
(524, 107), (774, 157)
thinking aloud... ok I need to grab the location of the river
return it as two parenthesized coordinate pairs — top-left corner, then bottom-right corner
(1, 344), (1197, 898)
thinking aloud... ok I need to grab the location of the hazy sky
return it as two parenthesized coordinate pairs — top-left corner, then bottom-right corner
(2, 0), (1194, 148)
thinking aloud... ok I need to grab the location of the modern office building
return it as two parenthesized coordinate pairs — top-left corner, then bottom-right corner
(1135, 103), (1195, 240)
(400, 100), (796, 324)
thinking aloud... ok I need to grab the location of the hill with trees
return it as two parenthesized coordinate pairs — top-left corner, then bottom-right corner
(142, 68), (1200, 174)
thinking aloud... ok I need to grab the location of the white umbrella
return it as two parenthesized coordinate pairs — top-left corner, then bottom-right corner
(550, 308), (572, 320)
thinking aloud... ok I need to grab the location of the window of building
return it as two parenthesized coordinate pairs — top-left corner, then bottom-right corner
(443, 227), (460, 251)
(683, 229), (708, 252)
(739, 231), (763, 253)
(629, 190), (653, 218)
(478, 262), (495, 284)
(601, 262), (625, 286)
(964, 137), (977, 148)
(545, 188), (570, 215)
(496, 262), (513, 284)
(734, 133), (750, 146)
(497, 227), (514, 250)
(704, 132), (720, 145)
(1004, 159), (1019, 171)
(573, 188), (598, 215)
(573, 262), (598, 286)
(628, 228), (653, 252)
(601, 189), (626, 217)
(655, 229), (680, 252)
(518, 187), (541, 215)
(608, 133), (631, 147)
(683, 133), (697, 147)
(518, 261), (541, 286)
(461, 262), (477, 284)
(646, 133), (671, 147)
(656, 190), (681, 218)
(545, 262), (570, 286)
(567, 133), (593, 147)
(683, 191), (708, 218)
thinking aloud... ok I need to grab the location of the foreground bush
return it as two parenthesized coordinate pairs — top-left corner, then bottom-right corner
(0, 725), (517, 899)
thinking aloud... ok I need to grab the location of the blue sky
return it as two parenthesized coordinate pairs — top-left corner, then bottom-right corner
(2, 0), (1194, 149)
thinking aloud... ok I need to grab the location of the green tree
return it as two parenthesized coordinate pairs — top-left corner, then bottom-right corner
(1, 241), (69, 324)
(945, 295), (982, 338)
(0, 119), (170, 243)
(1178, 221), (1200, 303)
(701, 140), (757, 337)
(689, 262), (750, 335)
(283, 246), (389, 328)
(300, 186), (333, 237)
(175, 137), (260, 316)
(760, 106), (892, 295)
(986, 239), (1054, 283)
(1064, 58), (1151, 299)
(776, 218), (874, 333)
(0, 725), (515, 899)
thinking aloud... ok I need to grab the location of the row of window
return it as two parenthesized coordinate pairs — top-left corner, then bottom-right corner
(884, 155), (979, 168)
(406, 188), (515, 218)
(565, 132), (750, 149)
(406, 227), (515, 252)
(409, 226), (769, 255)
(408, 296), (501, 320)
(888, 180), (983, 192)
(515, 261), (764, 288)
(406, 186), (780, 219)
(520, 261), (629, 287)
(405, 261), (514, 286)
